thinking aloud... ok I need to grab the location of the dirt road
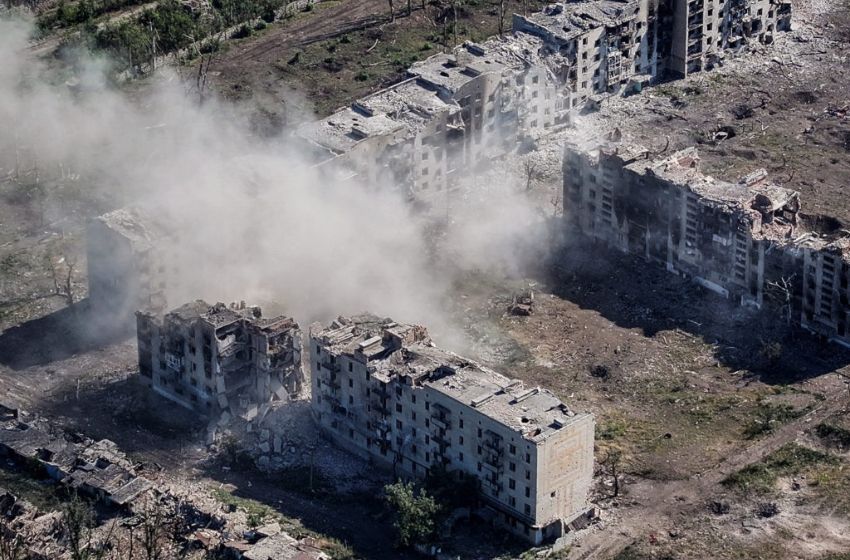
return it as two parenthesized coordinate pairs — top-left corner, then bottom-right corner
(212, 0), (392, 73)
(569, 384), (850, 559)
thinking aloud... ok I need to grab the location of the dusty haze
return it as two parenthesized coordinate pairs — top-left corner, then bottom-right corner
(0, 17), (551, 351)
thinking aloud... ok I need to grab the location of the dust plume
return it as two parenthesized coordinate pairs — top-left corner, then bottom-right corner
(0, 16), (552, 350)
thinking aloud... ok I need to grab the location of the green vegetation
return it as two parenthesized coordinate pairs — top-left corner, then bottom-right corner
(722, 443), (838, 494)
(815, 422), (850, 450)
(597, 419), (628, 441)
(38, 0), (150, 30)
(0, 467), (63, 512)
(384, 480), (440, 547)
(210, 487), (355, 559)
(742, 399), (806, 439)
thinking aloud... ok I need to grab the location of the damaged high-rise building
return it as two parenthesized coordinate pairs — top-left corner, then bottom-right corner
(297, 35), (569, 209)
(562, 141), (850, 346)
(297, 0), (791, 209)
(86, 207), (168, 317)
(309, 315), (594, 544)
(136, 301), (303, 414)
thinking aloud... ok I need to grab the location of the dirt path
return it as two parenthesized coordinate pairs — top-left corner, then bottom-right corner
(212, 0), (392, 72)
(569, 385), (850, 559)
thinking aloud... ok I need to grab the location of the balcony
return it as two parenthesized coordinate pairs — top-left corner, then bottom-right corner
(372, 399), (390, 415)
(320, 360), (340, 373)
(431, 415), (449, 430)
(432, 432), (451, 448)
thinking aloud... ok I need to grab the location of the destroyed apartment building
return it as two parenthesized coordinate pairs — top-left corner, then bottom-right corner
(296, 0), (791, 208)
(136, 300), (303, 415)
(0, 406), (153, 508)
(309, 315), (594, 545)
(563, 141), (850, 346)
(297, 35), (568, 209)
(86, 206), (169, 317)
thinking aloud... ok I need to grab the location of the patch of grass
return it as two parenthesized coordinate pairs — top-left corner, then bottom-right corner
(210, 487), (355, 558)
(742, 400), (806, 439)
(815, 422), (850, 450)
(597, 419), (627, 441)
(722, 443), (838, 494)
(0, 466), (63, 512)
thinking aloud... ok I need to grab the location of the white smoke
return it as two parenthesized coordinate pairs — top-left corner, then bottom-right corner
(0, 16), (553, 350)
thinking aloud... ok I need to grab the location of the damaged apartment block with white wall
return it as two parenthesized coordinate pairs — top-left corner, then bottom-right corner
(136, 300), (303, 416)
(309, 315), (595, 545)
(563, 141), (850, 346)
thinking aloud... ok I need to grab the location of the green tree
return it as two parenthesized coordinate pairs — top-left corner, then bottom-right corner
(384, 481), (439, 547)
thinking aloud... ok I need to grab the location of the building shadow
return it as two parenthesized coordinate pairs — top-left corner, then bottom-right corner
(200, 460), (414, 560)
(541, 237), (850, 383)
(35, 375), (206, 461)
(0, 298), (134, 370)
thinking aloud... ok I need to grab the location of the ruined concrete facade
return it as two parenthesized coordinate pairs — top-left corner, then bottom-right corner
(297, 0), (790, 210)
(514, 0), (661, 104)
(136, 301), (303, 415)
(297, 36), (568, 209)
(309, 315), (594, 545)
(667, 0), (792, 77)
(86, 207), (167, 317)
(563, 142), (850, 346)
(515, 0), (791, 96)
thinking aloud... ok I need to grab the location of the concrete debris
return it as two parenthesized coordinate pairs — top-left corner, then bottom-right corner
(0, 406), (152, 509)
(508, 290), (535, 316)
(136, 300), (303, 416)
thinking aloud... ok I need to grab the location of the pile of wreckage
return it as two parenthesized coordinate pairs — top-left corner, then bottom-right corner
(0, 405), (329, 559)
(0, 405), (152, 509)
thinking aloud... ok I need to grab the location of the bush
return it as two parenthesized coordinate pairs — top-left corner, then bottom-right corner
(722, 443), (837, 494)
(743, 401), (803, 439)
(233, 23), (254, 38)
(815, 423), (850, 450)
(384, 481), (439, 548)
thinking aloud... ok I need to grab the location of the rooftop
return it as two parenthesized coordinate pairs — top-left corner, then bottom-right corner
(92, 206), (164, 249)
(409, 42), (513, 94)
(154, 300), (296, 331)
(520, 0), (641, 43)
(296, 79), (458, 155)
(312, 316), (587, 442)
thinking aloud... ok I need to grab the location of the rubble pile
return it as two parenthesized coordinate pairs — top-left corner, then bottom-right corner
(210, 398), (381, 493)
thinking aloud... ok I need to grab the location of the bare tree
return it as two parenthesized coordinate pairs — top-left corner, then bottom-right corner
(62, 495), (116, 560)
(47, 235), (78, 307)
(387, 0), (395, 21)
(407, 0), (412, 15)
(496, 0), (507, 36)
(452, 0), (460, 45)
(135, 498), (174, 560)
(0, 519), (25, 560)
(601, 449), (623, 498)
(766, 274), (796, 326)
(191, 33), (223, 105)
(523, 158), (540, 192)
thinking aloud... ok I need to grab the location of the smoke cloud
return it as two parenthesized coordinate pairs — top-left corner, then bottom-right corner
(0, 16), (552, 351)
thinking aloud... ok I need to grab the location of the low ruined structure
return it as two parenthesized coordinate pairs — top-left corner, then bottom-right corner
(563, 142), (850, 346)
(136, 301), (303, 415)
(310, 315), (594, 545)
(86, 207), (168, 317)
(0, 407), (152, 508)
